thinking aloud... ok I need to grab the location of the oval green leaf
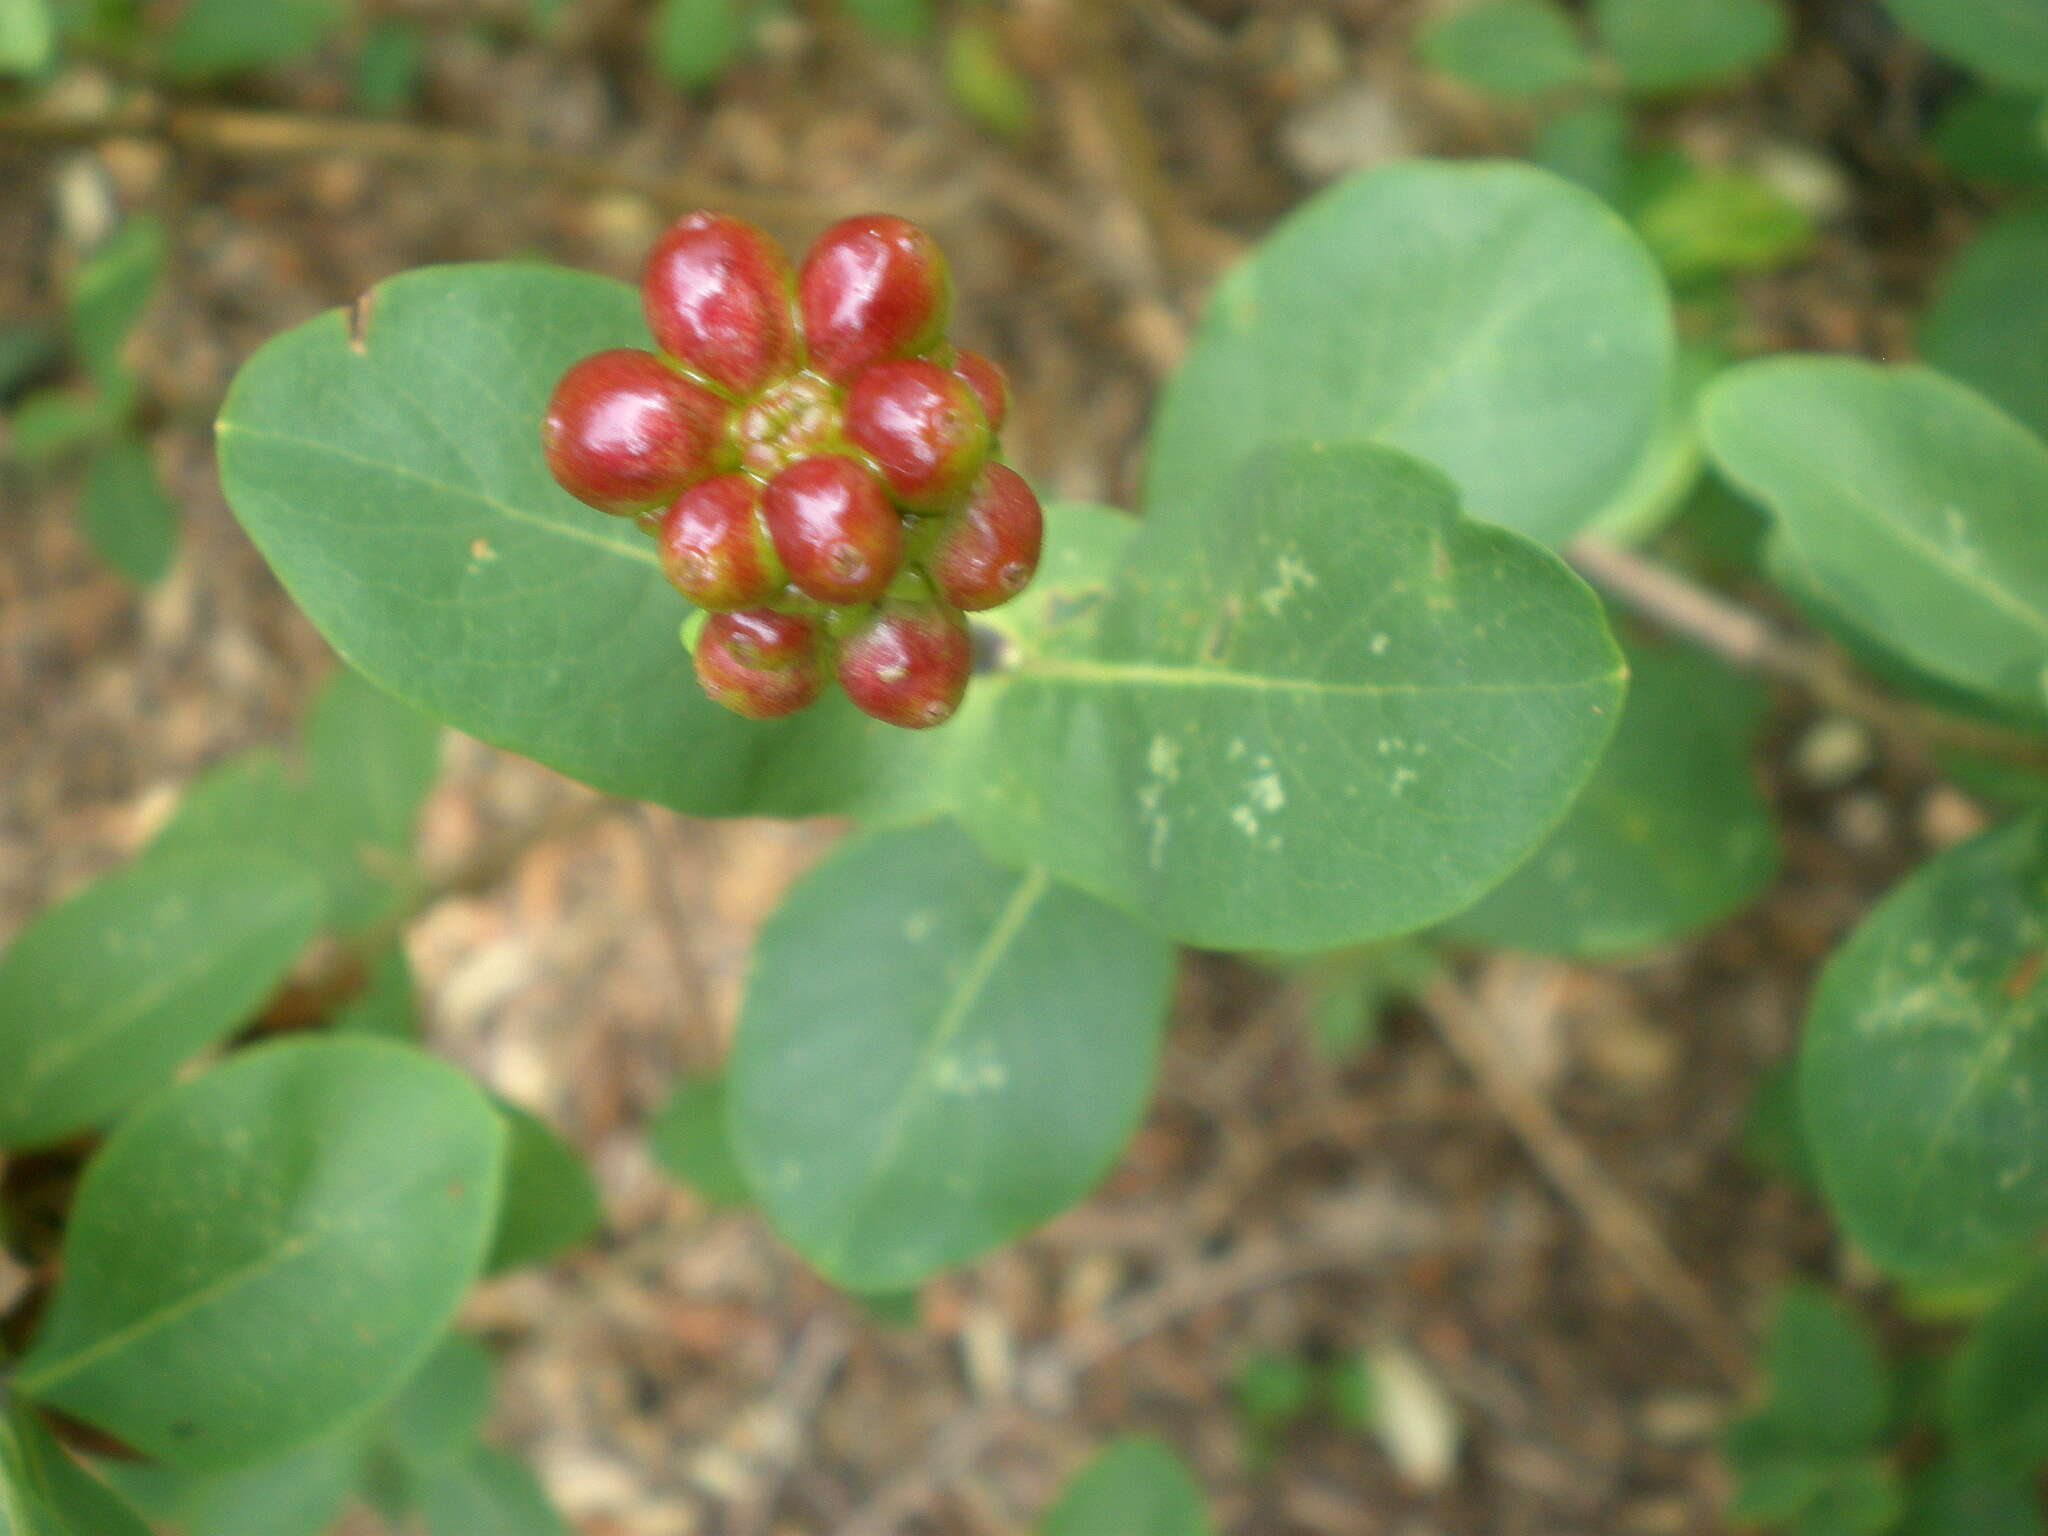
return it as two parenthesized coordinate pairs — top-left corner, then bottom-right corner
(1881, 0), (2048, 90)
(1145, 160), (1672, 547)
(1923, 205), (2048, 442)
(1704, 359), (2048, 717)
(12, 1038), (506, 1470)
(1591, 0), (1787, 95)
(1800, 816), (2048, 1283)
(414, 1446), (567, 1536)
(958, 442), (1627, 952)
(216, 262), (950, 821)
(486, 1102), (603, 1274)
(647, 1074), (752, 1208)
(0, 850), (325, 1149)
(1040, 1437), (1213, 1536)
(1447, 639), (1777, 957)
(1417, 0), (1592, 100)
(0, 1401), (153, 1536)
(1943, 1261), (2048, 1472)
(81, 437), (178, 585)
(731, 822), (1175, 1292)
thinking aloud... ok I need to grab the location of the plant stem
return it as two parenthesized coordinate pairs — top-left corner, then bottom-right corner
(1569, 536), (2048, 778)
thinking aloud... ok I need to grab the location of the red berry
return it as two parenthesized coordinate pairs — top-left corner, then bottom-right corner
(694, 609), (824, 719)
(658, 474), (784, 610)
(643, 212), (799, 399)
(837, 598), (972, 729)
(929, 464), (1042, 611)
(953, 349), (1009, 433)
(797, 215), (951, 384)
(844, 359), (990, 512)
(761, 454), (903, 605)
(543, 349), (726, 515)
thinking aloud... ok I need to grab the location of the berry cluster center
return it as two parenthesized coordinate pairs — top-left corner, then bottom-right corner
(542, 211), (1041, 729)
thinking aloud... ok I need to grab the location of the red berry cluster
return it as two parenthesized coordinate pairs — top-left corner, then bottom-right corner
(542, 212), (1042, 729)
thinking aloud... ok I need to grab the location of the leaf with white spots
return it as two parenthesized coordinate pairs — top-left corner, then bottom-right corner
(1146, 160), (1673, 547)
(1801, 815), (2048, 1283)
(1704, 360), (2048, 717)
(729, 822), (1175, 1292)
(956, 442), (1627, 952)
(216, 263), (953, 822)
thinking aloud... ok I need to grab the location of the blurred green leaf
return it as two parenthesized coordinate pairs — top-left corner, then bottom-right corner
(101, 1428), (370, 1536)
(354, 18), (424, 116)
(944, 17), (1034, 138)
(386, 1334), (494, 1472)
(648, 1074), (751, 1207)
(1944, 1261), (2048, 1471)
(1932, 88), (2048, 186)
(7, 387), (116, 464)
(1417, 0), (1591, 99)
(652, 0), (746, 90)
(1041, 1437), (1213, 1536)
(1901, 1461), (2046, 1536)
(413, 1446), (567, 1536)
(1448, 639), (1778, 957)
(731, 822), (1175, 1292)
(1233, 1353), (1318, 1432)
(1637, 167), (1815, 283)
(0, 324), (59, 401)
(1741, 1058), (1817, 1188)
(1593, 0), (1787, 95)
(486, 1101), (602, 1274)
(12, 1039), (506, 1470)
(161, 0), (346, 80)
(842, 0), (928, 44)
(334, 943), (420, 1036)
(80, 435), (177, 584)
(850, 1288), (920, 1327)
(306, 664), (441, 865)
(0, 1399), (154, 1535)
(1881, 0), (2048, 91)
(1923, 204), (2048, 441)
(0, 849), (324, 1149)
(1532, 102), (1633, 205)
(68, 217), (163, 391)
(0, 0), (55, 72)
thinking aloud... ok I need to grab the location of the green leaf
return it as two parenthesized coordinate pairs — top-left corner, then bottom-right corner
(842, 0), (929, 44)
(1800, 816), (2048, 1283)
(305, 663), (441, 862)
(1794, 1459), (1906, 1536)
(486, 1102), (603, 1274)
(731, 822), (1175, 1292)
(354, 18), (423, 116)
(1742, 1058), (1817, 1188)
(1636, 167), (1816, 283)
(0, 849), (325, 1149)
(385, 1333), (494, 1471)
(1923, 205), (2048, 442)
(1145, 161), (1673, 548)
(334, 943), (420, 1035)
(1233, 1352), (1318, 1432)
(12, 1038), (506, 1470)
(413, 1446), (567, 1536)
(7, 388), (116, 464)
(80, 436), (177, 584)
(957, 443), (1627, 952)
(1446, 639), (1777, 957)
(1704, 359), (2048, 718)
(67, 218), (163, 392)
(102, 1429), (371, 1536)
(1584, 340), (1726, 545)
(1881, 0), (2048, 90)
(1933, 88), (2048, 186)
(1417, 0), (1592, 100)
(1040, 1437), (1213, 1536)
(1943, 1261), (2048, 1471)
(0, 1400), (153, 1536)
(217, 262), (950, 821)
(652, 0), (747, 89)
(1532, 102), (1634, 206)
(161, 0), (345, 80)
(1592, 0), (1788, 95)
(1901, 1461), (2046, 1536)
(0, 0), (54, 75)
(944, 17), (1035, 138)
(648, 1074), (751, 1207)
(0, 324), (60, 400)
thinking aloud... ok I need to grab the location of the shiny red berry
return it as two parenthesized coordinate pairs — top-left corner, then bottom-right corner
(797, 215), (951, 384)
(543, 349), (726, 515)
(837, 598), (972, 729)
(658, 474), (784, 610)
(761, 454), (903, 605)
(844, 359), (990, 512)
(643, 212), (799, 399)
(694, 609), (824, 719)
(929, 464), (1043, 612)
(952, 350), (1009, 434)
